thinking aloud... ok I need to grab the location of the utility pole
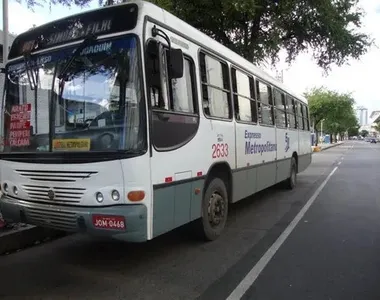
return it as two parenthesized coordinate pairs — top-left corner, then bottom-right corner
(2, 0), (9, 65)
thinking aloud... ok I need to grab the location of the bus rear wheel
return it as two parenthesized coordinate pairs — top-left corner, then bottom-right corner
(195, 177), (229, 241)
(285, 157), (297, 189)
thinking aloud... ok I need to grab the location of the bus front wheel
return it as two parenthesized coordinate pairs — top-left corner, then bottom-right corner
(195, 177), (229, 241)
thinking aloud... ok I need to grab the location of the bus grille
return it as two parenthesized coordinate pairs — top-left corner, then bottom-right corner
(22, 185), (85, 204)
(15, 169), (98, 183)
(24, 206), (77, 231)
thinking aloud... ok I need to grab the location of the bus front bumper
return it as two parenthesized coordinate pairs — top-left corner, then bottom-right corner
(0, 196), (147, 242)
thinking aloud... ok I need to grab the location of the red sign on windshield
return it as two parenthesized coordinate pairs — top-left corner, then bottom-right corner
(9, 103), (31, 147)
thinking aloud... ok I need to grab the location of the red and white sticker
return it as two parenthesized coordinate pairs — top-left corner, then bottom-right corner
(92, 215), (126, 231)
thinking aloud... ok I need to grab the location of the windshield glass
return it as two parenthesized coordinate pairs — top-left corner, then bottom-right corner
(1, 36), (144, 153)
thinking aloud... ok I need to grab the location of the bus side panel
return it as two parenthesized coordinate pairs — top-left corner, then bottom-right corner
(275, 128), (298, 183)
(232, 122), (260, 202)
(298, 130), (312, 173)
(254, 126), (277, 193)
(233, 124), (276, 202)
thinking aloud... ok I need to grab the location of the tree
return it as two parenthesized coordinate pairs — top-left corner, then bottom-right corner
(347, 125), (360, 137)
(305, 87), (357, 145)
(21, 0), (372, 71)
(17, 0), (90, 9)
(360, 130), (369, 137)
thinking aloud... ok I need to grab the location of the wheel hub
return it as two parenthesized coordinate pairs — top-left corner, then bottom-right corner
(208, 192), (225, 227)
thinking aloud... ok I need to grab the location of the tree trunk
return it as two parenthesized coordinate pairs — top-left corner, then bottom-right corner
(314, 130), (319, 146)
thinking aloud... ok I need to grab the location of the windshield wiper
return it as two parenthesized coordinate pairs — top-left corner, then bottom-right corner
(23, 53), (38, 90)
(57, 34), (98, 81)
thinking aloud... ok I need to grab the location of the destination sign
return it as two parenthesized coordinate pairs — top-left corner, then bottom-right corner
(9, 3), (138, 60)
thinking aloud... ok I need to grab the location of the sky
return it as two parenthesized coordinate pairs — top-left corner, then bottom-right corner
(1, 0), (380, 118)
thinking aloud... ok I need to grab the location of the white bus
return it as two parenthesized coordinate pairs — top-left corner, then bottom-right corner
(0, 1), (311, 242)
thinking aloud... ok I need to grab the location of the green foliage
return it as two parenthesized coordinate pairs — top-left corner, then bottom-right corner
(20, 0), (372, 71)
(347, 126), (359, 137)
(360, 129), (369, 137)
(305, 86), (358, 141)
(16, 0), (90, 10)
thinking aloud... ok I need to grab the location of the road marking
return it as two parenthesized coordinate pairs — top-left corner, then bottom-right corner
(226, 166), (339, 300)
(337, 161), (341, 165)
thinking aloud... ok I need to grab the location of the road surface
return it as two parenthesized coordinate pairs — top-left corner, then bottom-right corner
(0, 141), (377, 300)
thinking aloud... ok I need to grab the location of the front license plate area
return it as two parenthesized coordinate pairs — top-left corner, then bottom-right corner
(92, 215), (126, 231)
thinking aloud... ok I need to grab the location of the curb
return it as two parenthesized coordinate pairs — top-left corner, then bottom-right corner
(0, 226), (66, 255)
(321, 142), (344, 151)
(312, 142), (344, 153)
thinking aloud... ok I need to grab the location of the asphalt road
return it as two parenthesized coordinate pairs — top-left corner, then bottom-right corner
(0, 141), (373, 300)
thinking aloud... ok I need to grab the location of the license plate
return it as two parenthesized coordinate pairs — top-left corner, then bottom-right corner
(92, 215), (126, 231)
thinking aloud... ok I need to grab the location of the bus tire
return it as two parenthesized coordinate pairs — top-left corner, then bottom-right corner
(195, 177), (229, 241)
(285, 157), (297, 190)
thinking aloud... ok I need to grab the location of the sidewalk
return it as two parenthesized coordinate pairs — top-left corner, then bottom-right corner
(0, 224), (66, 255)
(0, 210), (66, 255)
(312, 141), (344, 153)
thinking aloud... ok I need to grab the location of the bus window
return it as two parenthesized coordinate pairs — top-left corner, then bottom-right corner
(171, 58), (196, 114)
(199, 52), (231, 119)
(296, 101), (305, 130)
(302, 105), (310, 130)
(256, 80), (274, 126)
(274, 88), (287, 128)
(287, 96), (297, 129)
(146, 40), (199, 149)
(231, 68), (257, 123)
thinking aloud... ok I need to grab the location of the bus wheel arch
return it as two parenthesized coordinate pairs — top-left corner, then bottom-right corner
(285, 153), (298, 190)
(195, 162), (232, 241)
(292, 151), (298, 173)
(204, 162), (232, 203)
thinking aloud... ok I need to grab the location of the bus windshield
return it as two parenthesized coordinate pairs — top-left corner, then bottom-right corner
(1, 36), (144, 154)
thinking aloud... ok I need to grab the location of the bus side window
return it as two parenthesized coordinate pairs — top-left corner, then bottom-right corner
(170, 57), (197, 114)
(302, 105), (310, 130)
(231, 67), (257, 123)
(146, 40), (169, 110)
(296, 101), (305, 130)
(287, 96), (297, 129)
(146, 40), (197, 115)
(256, 80), (274, 126)
(199, 52), (231, 119)
(273, 88), (287, 128)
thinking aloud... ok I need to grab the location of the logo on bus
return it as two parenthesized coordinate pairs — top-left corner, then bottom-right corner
(244, 130), (277, 155)
(47, 189), (55, 200)
(285, 133), (290, 152)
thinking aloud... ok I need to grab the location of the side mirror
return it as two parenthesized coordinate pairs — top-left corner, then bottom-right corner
(169, 48), (183, 79)
(147, 40), (159, 58)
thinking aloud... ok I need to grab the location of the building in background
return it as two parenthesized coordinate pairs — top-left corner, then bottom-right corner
(369, 110), (380, 137)
(356, 106), (368, 126)
(358, 110), (380, 138)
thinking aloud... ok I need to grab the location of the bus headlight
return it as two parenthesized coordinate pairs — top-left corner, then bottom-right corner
(111, 190), (120, 201)
(95, 192), (104, 203)
(13, 186), (18, 195)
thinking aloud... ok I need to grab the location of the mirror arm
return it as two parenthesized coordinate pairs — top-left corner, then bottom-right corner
(152, 26), (171, 51)
(152, 26), (173, 77)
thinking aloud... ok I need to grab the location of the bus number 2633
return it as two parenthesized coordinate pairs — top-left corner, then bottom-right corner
(212, 143), (229, 158)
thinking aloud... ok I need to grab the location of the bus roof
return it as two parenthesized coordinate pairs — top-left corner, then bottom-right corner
(9, 0), (307, 104)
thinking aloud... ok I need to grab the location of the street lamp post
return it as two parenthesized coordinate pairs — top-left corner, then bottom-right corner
(2, 0), (8, 65)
